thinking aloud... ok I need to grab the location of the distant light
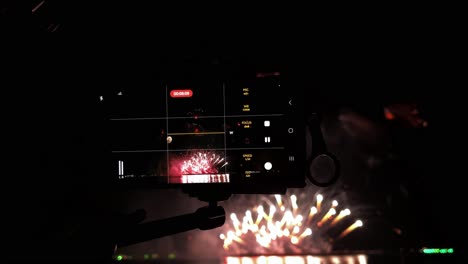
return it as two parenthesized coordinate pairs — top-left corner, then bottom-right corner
(355, 220), (363, 227)
(168, 253), (176, 259)
(116, 255), (123, 261)
(144, 254), (150, 260)
(332, 200), (339, 207)
(384, 108), (395, 120)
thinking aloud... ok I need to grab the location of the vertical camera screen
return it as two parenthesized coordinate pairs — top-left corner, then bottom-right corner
(110, 73), (299, 185)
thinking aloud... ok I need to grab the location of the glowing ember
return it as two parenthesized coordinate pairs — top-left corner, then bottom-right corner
(330, 208), (351, 227)
(316, 194), (323, 212)
(180, 152), (227, 174)
(337, 220), (364, 240)
(332, 200), (339, 208)
(317, 208), (336, 227)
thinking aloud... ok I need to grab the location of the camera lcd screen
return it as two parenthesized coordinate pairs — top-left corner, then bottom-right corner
(110, 73), (301, 186)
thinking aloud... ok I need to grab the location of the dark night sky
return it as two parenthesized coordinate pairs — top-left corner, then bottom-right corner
(5, 1), (465, 262)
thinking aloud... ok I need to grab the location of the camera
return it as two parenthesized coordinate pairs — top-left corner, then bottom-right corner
(105, 57), (336, 202)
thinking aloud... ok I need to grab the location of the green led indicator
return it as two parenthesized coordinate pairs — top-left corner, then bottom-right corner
(144, 254), (150, 260)
(168, 253), (176, 260)
(116, 255), (123, 261)
(422, 248), (454, 254)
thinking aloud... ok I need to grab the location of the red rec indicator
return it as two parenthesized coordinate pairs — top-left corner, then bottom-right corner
(170, 89), (193, 98)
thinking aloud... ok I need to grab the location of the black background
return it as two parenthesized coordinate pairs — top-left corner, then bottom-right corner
(5, 1), (465, 263)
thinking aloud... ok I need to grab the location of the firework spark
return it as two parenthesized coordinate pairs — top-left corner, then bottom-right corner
(275, 194), (286, 211)
(337, 220), (364, 240)
(180, 152), (228, 174)
(332, 200), (339, 208)
(330, 209), (351, 227)
(317, 208), (336, 227)
(308, 206), (318, 223)
(316, 194), (323, 212)
(220, 192), (363, 255)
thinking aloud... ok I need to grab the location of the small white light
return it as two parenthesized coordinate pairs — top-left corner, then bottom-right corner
(264, 162), (273, 170)
(310, 207), (318, 214)
(317, 194), (323, 202)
